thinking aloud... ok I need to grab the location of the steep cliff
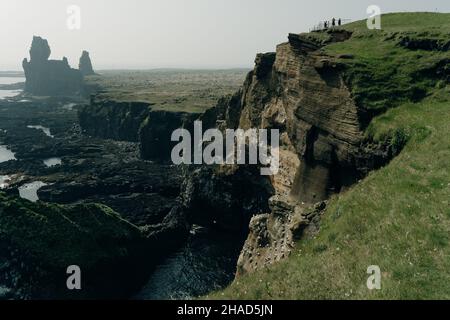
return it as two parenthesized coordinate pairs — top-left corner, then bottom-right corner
(204, 30), (391, 204)
(190, 32), (382, 275)
(192, 13), (449, 276)
(79, 95), (151, 142)
(22, 36), (84, 96)
(213, 12), (450, 299)
(78, 95), (200, 161)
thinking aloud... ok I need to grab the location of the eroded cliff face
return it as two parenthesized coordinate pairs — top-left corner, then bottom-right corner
(78, 95), (199, 161)
(189, 30), (397, 275)
(238, 33), (391, 203)
(79, 95), (151, 142)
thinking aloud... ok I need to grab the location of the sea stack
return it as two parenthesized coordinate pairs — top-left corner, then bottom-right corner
(79, 50), (96, 76)
(22, 36), (83, 96)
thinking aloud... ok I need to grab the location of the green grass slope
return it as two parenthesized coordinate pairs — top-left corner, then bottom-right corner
(211, 12), (450, 300)
(326, 12), (449, 113)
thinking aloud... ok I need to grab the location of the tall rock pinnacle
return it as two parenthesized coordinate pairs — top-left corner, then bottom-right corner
(29, 36), (51, 62)
(79, 50), (96, 76)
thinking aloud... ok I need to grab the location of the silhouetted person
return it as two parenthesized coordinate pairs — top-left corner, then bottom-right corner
(338, 18), (342, 26)
(332, 18), (336, 27)
(324, 21), (328, 29)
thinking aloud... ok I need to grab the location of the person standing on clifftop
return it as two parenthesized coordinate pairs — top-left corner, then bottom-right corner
(324, 21), (328, 29)
(332, 18), (336, 27)
(338, 18), (342, 26)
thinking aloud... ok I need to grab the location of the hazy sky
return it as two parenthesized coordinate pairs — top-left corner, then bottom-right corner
(0, 0), (448, 70)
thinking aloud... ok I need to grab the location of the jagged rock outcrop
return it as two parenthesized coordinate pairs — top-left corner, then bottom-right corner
(22, 36), (84, 96)
(79, 51), (96, 76)
(237, 196), (326, 275)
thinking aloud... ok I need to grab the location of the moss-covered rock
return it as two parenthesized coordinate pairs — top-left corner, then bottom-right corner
(0, 193), (150, 299)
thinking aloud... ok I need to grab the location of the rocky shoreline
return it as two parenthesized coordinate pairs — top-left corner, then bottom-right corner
(0, 74), (248, 299)
(0, 95), (193, 298)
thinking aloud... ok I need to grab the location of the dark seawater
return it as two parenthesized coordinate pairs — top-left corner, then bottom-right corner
(18, 181), (48, 202)
(0, 77), (24, 100)
(0, 145), (16, 163)
(134, 226), (244, 300)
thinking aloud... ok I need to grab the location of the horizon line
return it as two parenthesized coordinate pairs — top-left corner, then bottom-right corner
(0, 66), (253, 74)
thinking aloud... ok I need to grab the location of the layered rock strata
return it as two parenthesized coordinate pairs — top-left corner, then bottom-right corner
(182, 31), (396, 275)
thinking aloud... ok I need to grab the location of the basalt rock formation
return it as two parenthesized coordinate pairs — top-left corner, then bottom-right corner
(78, 95), (200, 162)
(22, 36), (86, 96)
(79, 51), (96, 76)
(180, 165), (274, 234)
(78, 95), (151, 142)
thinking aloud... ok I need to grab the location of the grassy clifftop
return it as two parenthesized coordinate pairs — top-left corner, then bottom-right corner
(325, 12), (449, 113)
(212, 12), (450, 299)
(85, 69), (247, 113)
